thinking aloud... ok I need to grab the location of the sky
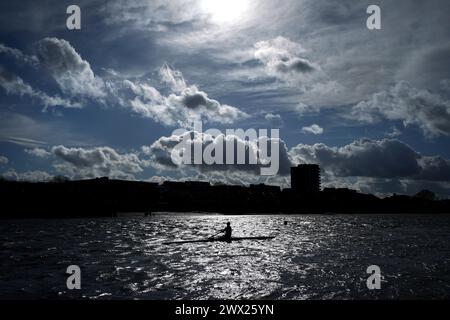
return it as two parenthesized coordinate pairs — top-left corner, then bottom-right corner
(0, 0), (449, 198)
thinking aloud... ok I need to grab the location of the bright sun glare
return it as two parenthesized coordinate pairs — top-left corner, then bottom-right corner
(201, 0), (250, 23)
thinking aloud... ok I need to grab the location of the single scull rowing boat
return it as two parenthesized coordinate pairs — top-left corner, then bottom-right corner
(163, 236), (275, 245)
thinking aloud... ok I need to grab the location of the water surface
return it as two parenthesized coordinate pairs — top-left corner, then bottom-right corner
(1, 214), (450, 299)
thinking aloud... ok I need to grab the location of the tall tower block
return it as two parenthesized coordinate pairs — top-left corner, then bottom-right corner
(291, 164), (321, 193)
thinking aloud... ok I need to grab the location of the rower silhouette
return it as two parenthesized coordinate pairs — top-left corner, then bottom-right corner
(219, 222), (232, 242)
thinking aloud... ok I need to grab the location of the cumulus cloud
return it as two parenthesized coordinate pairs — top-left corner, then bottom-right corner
(0, 155), (8, 164)
(124, 65), (247, 126)
(416, 156), (450, 181)
(321, 174), (450, 199)
(1, 169), (53, 182)
(147, 171), (290, 188)
(49, 145), (147, 180)
(0, 66), (34, 96)
(292, 103), (320, 116)
(25, 145), (150, 180)
(1, 39), (246, 127)
(254, 36), (319, 82)
(144, 134), (449, 193)
(25, 148), (51, 158)
(17, 135), (450, 195)
(0, 43), (38, 66)
(352, 81), (450, 137)
(385, 127), (402, 138)
(302, 124), (323, 135)
(0, 66), (80, 109)
(159, 63), (187, 92)
(35, 38), (106, 99)
(146, 130), (291, 176)
(264, 113), (284, 127)
(289, 138), (450, 181)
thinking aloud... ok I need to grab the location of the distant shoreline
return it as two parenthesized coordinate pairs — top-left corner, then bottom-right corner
(2, 212), (450, 221)
(1, 178), (449, 219)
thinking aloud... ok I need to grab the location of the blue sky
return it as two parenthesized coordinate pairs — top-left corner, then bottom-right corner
(1, 0), (450, 197)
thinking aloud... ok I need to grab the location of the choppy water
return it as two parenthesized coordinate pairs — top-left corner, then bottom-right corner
(1, 214), (450, 299)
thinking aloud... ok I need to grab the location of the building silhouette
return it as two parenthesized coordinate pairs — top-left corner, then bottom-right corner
(291, 164), (321, 193)
(1, 164), (449, 218)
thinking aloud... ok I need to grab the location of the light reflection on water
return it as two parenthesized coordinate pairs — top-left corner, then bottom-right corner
(1, 214), (450, 299)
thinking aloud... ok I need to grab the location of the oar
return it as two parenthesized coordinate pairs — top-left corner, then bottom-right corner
(208, 230), (222, 239)
(163, 230), (223, 245)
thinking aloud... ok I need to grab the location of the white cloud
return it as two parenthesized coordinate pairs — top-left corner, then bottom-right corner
(264, 113), (284, 127)
(385, 127), (402, 138)
(352, 81), (450, 137)
(0, 66), (80, 109)
(0, 42), (38, 66)
(16, 134), (450, 196)
(0, 155), (8, 165)
(147, 130), (291, 176)
(292, 103), (320, 116)
(1, 169), (53, 182)
(25, 148), (51, 158)
(2, 37), (248, 129)
(2, 40), (246, 127)
(254, 36), (321, 84)
(35, 38), (106, 99)
(123, 65), (248, 126)
(159, 63), (187, 92)
(302, 124), (323, 135)
(49, 145), (148, 180)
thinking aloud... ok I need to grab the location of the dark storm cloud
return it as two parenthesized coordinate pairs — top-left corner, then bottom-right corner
(290, 138), (420, 178)
(416, 156), (450, 181)
(398, 44), (450, 89)
(277, 58), (315, 73)
(124, 65), (248, 126)
(253, 36), (319, 81)
(289, 138), (450, 182)
(183, 92), (210, 109)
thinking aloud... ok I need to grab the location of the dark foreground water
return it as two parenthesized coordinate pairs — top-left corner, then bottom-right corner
(1, 214), (450, 299)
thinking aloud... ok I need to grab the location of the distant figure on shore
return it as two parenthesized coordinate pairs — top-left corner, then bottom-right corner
(220, 222), (232, 242)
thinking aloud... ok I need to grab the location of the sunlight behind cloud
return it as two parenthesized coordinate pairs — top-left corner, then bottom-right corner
(201, 0), (251, 24)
